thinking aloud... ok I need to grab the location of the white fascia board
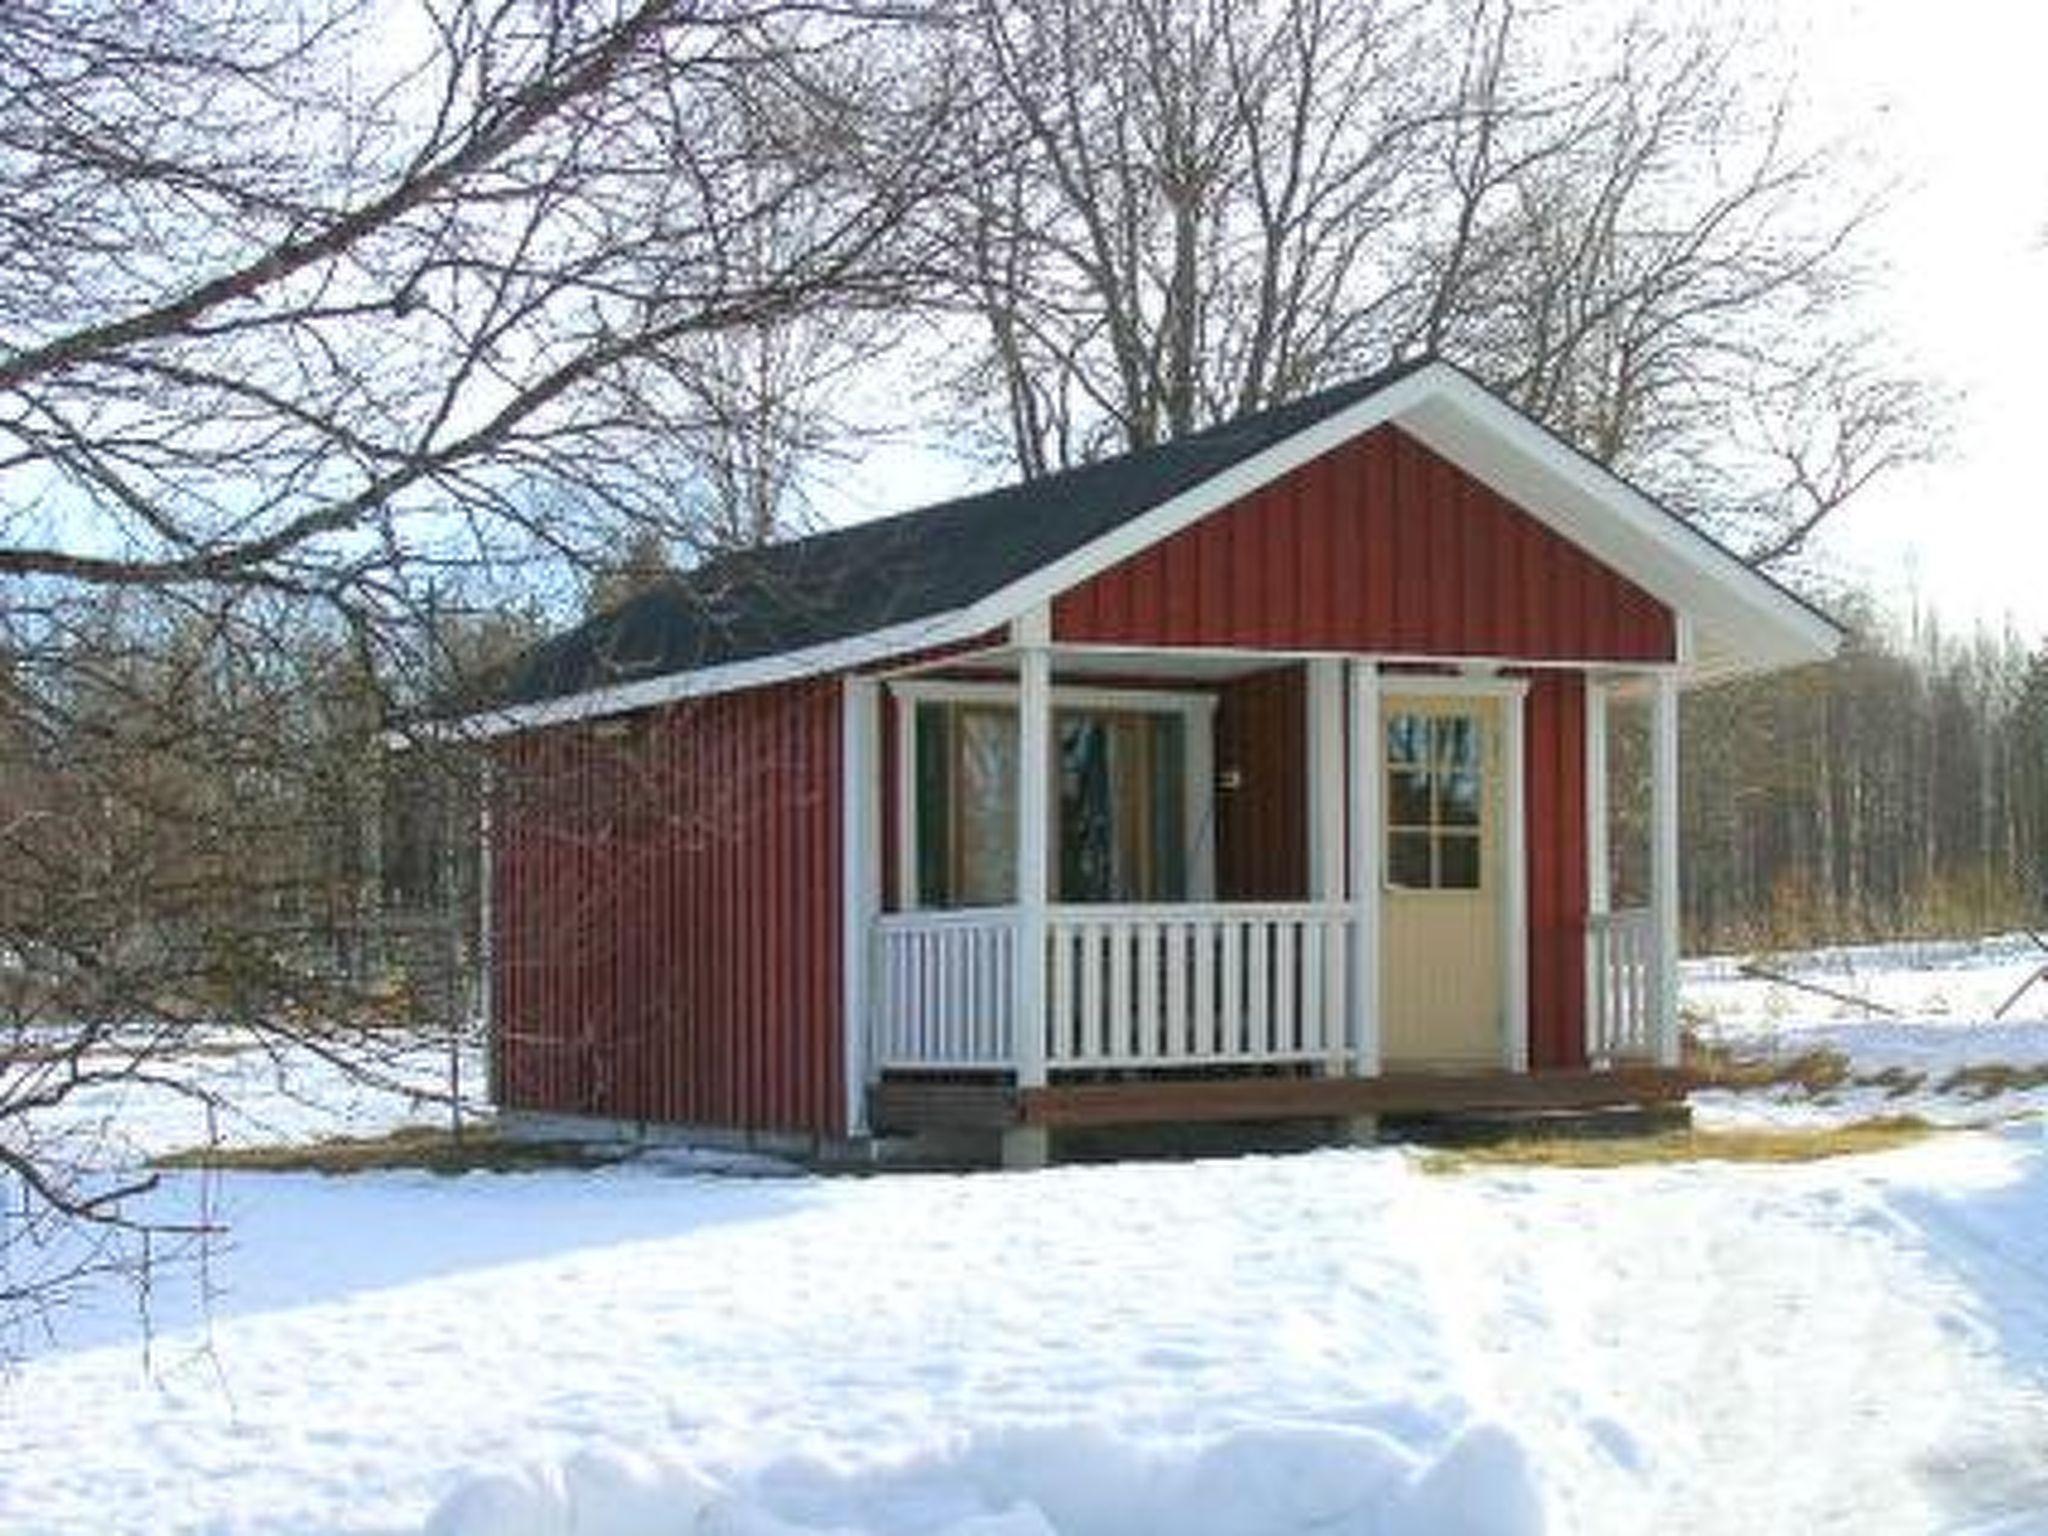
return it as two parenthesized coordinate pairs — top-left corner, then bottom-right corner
(1390, 382), (1842, 683)
(445, 609), (981, 739)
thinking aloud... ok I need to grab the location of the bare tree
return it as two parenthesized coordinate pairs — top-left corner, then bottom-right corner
(0, 0), (955, 1348)
(937, 0), (1442, 469)
(936, 0), (1936, 562)
(0, 0), (954, 595)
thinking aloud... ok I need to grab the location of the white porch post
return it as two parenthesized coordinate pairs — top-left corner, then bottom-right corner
(1308, 658), (1347, 1074)
(1583, 677), (1610, 1064)
(1345, 660), (1382, 1077)
(1650, 668), (1681, 1068)
(1503, 688), (1529, 1072)
(1013, 612), (1052, 1088)
(1306, 658), (1345, 902)
(841, 674), (881, 1135)
(1584, 678), (1611, 916)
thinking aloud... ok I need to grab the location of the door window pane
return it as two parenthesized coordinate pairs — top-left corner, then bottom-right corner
(1387, 714), (1429, 767)
(1436, 716), (1479, 769)
(1389, 768), (1433, 827)
(1438, 832), (1481, 890)
(1385, 708), (1486, 892)
(1388, 831), (1433, 889)
(1440, 768), (1482, 828)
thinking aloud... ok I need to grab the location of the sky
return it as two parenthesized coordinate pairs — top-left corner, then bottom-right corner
(1786, 0), (2048, 644)
(827, 1), (2048, 651)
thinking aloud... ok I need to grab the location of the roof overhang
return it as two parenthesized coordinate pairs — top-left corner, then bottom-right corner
(1386, 370), (1841, 687)
(453, 360), (1841, 737)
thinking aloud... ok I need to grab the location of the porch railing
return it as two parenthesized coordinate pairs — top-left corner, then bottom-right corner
(874, 909), (1016, 1069)
(1586, 907), (1656, 1062)
(1047, 903), (1349, 1070)
(874, 903), (1351, 1073)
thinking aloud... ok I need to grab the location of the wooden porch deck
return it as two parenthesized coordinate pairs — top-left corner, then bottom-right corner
(869, 1066), (1690, 1135)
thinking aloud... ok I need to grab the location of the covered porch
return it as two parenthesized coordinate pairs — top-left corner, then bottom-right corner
(843, 631), (1686, 1148)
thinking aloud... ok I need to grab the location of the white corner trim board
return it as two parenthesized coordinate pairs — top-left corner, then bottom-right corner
(840, 674), (882, 1136)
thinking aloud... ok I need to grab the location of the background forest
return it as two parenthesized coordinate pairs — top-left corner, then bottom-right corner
(1636, 610), (2048, 950)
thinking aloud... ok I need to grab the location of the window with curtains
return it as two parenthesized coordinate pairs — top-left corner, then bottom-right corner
(913, 701), (1188, 907)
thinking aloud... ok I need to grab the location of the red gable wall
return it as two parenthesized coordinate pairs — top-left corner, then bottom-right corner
(1054, 425), (1674, 662)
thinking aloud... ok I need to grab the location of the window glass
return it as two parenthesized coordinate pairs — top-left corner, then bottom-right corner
(1388, 831), (1433, 888)
(914, 703), (953, 906)
(1147, 714), (1188, 901)
(915, 699), (1189, 908)
(915, 702), (1019, 906)
(1438, 832), (1481, 890)
(1058, 709), (1187, 902)
(1385, 708), (1486, 891)
(1059, 714), (1113, 901)
(954, 707), (1018, 904)
(1388, 767), (1433, 827)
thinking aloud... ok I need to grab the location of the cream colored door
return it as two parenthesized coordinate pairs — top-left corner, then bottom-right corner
(1380, 695), (1504, 1067)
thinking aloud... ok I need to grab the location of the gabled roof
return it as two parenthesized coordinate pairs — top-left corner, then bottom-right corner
(477, 358), (1841, 734)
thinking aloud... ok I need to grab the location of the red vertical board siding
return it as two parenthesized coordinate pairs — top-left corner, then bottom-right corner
(1522, 671), (1589, 1071)
(1213, 666), (1309, 900)
(490, 676), (845, 1138)
(1053, 424), (1674, 662)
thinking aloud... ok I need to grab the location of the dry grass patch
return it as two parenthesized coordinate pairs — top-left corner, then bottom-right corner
(1938, 1063), (2048, 1099)
(1419, 1116), (1937, 1173)
(1862, 1065), (1930, 1098)
(154, 1123), (625, 1176)
(1686, 1038), (1857, 1094)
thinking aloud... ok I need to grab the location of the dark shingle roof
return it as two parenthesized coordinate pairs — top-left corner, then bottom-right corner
(502, 358), (1434, 706)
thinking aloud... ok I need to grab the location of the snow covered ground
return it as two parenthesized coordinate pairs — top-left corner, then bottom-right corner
(3, 939), (2048, 1535)
(26, 1024), (487, 1163)
(1686, 931), (2048, 1128)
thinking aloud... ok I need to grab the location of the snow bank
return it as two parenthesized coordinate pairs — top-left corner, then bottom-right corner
(423, 1419), (1544, 1536)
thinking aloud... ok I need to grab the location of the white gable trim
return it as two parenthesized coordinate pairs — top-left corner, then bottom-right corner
(456, 361), (1837, 735)
(1389, 378), (1839, 681)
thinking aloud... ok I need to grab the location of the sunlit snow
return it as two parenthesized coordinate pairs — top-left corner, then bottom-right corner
(4, 938), (2048, 1535)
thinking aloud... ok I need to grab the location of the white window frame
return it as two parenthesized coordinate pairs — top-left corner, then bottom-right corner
(889, 678), (1218, 911)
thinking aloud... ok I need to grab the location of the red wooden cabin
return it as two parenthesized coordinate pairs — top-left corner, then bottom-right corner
(469, 359), (1839, 1164)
